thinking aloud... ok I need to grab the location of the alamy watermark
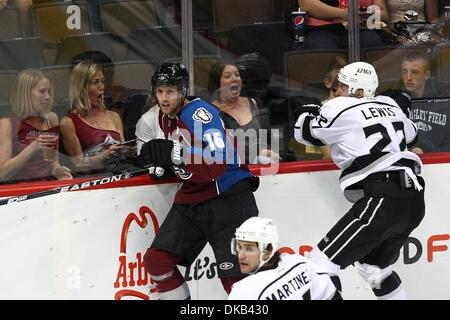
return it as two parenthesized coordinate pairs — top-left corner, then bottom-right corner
(169, 120), (281, 175)
(363, 5), (383, 30)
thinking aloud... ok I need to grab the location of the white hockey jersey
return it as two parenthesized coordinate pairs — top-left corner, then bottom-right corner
(294, 95), (422, 202)
(228, 253), (338, 300)
(135, 105), (165, 154)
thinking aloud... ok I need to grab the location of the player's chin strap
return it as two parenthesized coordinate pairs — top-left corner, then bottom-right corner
(248, 250), (275, 275)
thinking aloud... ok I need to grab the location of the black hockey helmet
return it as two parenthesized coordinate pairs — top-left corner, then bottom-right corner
(151, 62), (189, 101)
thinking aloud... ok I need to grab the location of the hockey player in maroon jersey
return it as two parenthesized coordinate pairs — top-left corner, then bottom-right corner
(294, 62), (425, 299)
(138, 63), (259, 299)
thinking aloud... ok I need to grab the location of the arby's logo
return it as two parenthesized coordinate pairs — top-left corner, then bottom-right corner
(113, 206), (159, 300)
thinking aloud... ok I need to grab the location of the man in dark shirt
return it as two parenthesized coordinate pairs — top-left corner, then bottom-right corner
(400, 51), (450, 153)
(410, 98), (450, 153)
(401, 51), (447, 99)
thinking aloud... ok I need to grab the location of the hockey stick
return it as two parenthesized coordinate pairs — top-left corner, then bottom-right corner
(0, 168), (150, 206)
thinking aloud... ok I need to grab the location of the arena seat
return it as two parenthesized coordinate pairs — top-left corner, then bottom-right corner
(104, 60), (155, 91)
(99, 0), (160, 37)
(33, 2), (92, 43)
(166, 54), (222, 97)
(285, 50), (348, 90)
(40, 64), (72, 103)
(362, 45), (428, 83)
(55, 32), (114, 65)
(0, 7), (23, 40)
(431, 43), (450, 85)
(0, 70), (17, 105)
(0, 37), (44, 71)
(212, 0), (278, 34)
(227, 21), (291, 73)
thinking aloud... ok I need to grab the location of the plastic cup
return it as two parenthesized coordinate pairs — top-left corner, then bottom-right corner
(41, 132), (59, 162)
(291, 11), (307, 43)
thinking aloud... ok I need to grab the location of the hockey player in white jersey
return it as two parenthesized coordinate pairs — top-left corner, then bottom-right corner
(227, 217), (341, 300)
(294, 62), (425, 300)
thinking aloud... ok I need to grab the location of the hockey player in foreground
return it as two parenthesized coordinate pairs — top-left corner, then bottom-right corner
(228, 217), (341, 300)
(294, 62), (425, 299)
(138, 63), (259, 299)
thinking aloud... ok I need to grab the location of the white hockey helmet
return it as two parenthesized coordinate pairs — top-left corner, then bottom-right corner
(337, 61), (379, 97)
(231, 217), (279, 273)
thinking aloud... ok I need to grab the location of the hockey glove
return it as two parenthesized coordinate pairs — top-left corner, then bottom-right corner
(138, 139), (184, 168)
(136, 148), (175, 179)
(294, 103), (321, 119)
(382, 89), (412, 118)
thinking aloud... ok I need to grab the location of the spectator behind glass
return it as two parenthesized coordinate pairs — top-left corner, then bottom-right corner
(309, 56), (348, 160)
(322, 56), (347, 104)
(383, 0), (438, 27)
(401, 51), (447, 99)
(60, 61), (126, 174)
(399, 51), (450, 154)
(0, 69), (72, 182)
(70, 50), (115, 103)
(298, 0), (388, 50)
(208, 61), (281, 164)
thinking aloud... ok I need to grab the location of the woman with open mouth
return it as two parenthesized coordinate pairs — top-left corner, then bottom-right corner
(208, 60), (280, 164)
(60, 61), (127, 175)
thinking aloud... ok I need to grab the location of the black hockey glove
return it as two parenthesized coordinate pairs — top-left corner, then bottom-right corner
(137, 139), (185, 168)
(382, 89), (412, 118)
(294, 103), (321, 119)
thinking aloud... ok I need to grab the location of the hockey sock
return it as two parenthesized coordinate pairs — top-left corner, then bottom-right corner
(144, 248), (190, 300)
(372, 271), (406, 300)
(330, 275), (342, 292)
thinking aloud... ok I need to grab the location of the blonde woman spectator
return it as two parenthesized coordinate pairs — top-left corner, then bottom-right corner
(0, 69), (72, 182)
(60, 61), (126, 174)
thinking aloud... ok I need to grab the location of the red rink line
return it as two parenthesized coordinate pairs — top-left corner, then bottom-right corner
(1, 152), (449, 197)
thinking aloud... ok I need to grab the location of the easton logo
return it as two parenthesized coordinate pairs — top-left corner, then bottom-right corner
(193, 107), (212, 124)
(356, 68), (372, 74)
(7, 195), (27, 203)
